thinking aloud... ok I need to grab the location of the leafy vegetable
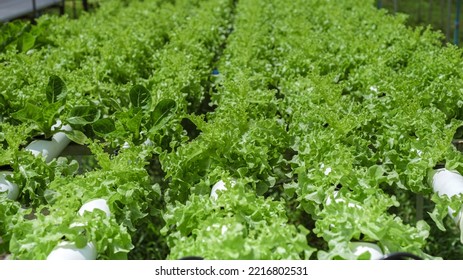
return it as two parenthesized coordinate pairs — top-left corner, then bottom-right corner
(2, 0), (463, 260)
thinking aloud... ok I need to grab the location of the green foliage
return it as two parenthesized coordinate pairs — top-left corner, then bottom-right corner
(162, 181), (314, 259)
(1, 0), (463, 260)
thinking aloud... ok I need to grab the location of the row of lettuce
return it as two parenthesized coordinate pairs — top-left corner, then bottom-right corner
(1, 0), (463, 259)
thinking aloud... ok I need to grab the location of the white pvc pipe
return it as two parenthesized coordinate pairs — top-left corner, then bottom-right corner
(349, 242), (383, 260)
(0, 171), (19, 200)
(47, 199), (110, 260)
(78, 198), (111, 218)
(47, 241), (97, 260)
(430, 168), (463, 224)
(25, 124), (72, 162)
(430, 168), (463, 197)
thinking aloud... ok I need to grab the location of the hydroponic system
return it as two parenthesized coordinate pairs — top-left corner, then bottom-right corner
(1, 0), (463, 260)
